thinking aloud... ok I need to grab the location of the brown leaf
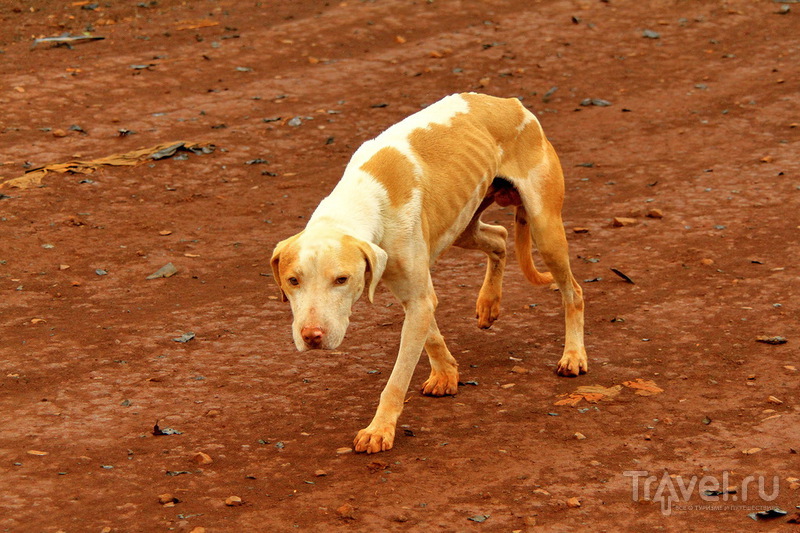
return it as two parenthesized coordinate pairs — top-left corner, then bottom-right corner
(756, 335), (787, 345)
(554, 395), (583, 407)
(146, 262), (178, 280)
(555, 384), (622, 405)
(610, 268), (635, 284)
(623, 378), (664, 396)
(366, 460), (389, 473)
(175, 19), (219, 31)
(0, 141), (214, 190)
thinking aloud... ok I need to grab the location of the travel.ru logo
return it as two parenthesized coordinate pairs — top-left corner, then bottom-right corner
(623, 470), (780, 515)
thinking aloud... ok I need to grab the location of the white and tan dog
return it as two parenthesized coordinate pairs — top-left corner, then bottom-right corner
(271, 93), (586, 454)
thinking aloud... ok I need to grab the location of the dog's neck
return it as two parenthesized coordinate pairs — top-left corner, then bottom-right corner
(306, 167), (386, 245)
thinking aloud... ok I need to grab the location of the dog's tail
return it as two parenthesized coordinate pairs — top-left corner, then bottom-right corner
(514, 205), (554, 286)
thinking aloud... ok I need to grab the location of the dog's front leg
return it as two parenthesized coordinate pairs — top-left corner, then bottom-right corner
(354, 294), (434, 453)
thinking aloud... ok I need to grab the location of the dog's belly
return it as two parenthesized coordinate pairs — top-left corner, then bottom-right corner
(425, 179), (490, 261)
(413, 126), (500, 258)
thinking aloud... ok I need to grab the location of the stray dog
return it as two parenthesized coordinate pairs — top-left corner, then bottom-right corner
(271, 93), (586, 453)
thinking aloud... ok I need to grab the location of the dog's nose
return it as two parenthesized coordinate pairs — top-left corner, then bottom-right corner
(301, 325), (325, 348)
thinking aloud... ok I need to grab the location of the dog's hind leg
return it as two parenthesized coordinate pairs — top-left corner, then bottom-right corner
(454, 195), (509, 329)
(516, 146), (587, 376)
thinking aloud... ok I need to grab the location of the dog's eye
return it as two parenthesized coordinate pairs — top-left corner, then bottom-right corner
(287, 277), (299, 286)
(334, 276), (349, 285)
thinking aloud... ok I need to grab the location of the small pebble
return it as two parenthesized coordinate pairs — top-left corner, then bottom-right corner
(612, 216), (637, 227)
(192, 451), (213, 465)
(158, 493), (178, 505)
(337, 503), (355, 519)
(566, 496), (582, 508)
(225, 495), (243, 506)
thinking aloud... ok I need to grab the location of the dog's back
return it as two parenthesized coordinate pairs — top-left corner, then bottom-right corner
(328, 93), (551, 259)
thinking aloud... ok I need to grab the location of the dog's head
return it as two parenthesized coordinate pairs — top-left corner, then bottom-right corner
(270, 230), (388, 351)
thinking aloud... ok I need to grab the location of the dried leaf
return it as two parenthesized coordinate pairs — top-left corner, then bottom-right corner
(366, 460), (389, 473)
(622, 378), (664, 396)
(153, 421), (182, 436)
(610, 268), (635, 284)
(172, 332), (195, 343)
(555, 384), (622, 405)
(27, 450), (49, 456)
(0, 141), (214, 189)
(756, 335), (787, 345)
(748, 508), (786, 521)
(175, 19), (220, 31)
(147, 262), (178, 280)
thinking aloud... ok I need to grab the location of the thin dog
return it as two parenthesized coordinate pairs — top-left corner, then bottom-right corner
(271, 93), (586, 454)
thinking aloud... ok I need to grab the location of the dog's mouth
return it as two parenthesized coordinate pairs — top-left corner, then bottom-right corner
(294, 325), (346, 352)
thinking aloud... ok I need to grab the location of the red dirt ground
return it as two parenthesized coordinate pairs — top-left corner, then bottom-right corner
(1, 1), (798, 531)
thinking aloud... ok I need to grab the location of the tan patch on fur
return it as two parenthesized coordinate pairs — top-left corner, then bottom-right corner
(499, 120), (547, 179)
(406, 94), (561, 249)
(271, 232), (304, 301)
(460, 93), (529, 141)
(539, 140), (566, 213)
(359, 146), (416, 207)
(409, 116), (497, 246)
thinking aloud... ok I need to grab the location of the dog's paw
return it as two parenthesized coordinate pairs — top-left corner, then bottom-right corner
(421, 368), (459, 396)
(556, 348), (588, 376)
(475, 295), (501, 329)
(354, 424), (395, 454)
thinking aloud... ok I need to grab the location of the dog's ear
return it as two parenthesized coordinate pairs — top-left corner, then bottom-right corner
(344, 235), (387, 303)
(270, 232), (303, 302)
